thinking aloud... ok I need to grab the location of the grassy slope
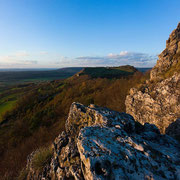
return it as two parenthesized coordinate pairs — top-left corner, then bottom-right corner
(0, 91), (18, 122)
(0, 84), (40, 122)
(0, 68), (83, 123)
(0, 100), (16, 121)
(0, 66), (144, 179)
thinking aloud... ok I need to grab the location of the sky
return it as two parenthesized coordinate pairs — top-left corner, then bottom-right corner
(0, 0), (179, 68)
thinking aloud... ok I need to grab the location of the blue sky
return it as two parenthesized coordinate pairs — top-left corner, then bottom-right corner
(0, 0), (179, 68)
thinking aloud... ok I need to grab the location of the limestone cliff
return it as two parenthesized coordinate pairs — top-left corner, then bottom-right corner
(126, 23), (180, 136)
(150, 22), (180, 80)
(126, 73), (180, 133)
(26, 103), (180, 180)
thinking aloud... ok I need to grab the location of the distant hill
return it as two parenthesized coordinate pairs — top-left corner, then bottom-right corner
(57, 67), (83, 73)
(0, 66), (149, 89)
(76, 65), (138, 79)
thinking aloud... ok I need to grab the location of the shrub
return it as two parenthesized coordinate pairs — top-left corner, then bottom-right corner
(160, 53), (180, 79)
(31, 147), (52, 171)
(17, 168), (28, 180)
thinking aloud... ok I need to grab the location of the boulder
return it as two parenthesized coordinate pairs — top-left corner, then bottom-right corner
(26, 103), (180, 180)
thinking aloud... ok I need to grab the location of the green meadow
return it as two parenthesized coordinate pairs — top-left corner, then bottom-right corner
(0, 94), (18, 122)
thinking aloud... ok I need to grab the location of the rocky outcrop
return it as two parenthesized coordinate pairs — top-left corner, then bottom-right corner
(126, 23), (180, 136)
(150, 22), (180, 80)
(126, 73), (180, 133)
(26, 102), (180, 180)
(26, 150), (52, 180)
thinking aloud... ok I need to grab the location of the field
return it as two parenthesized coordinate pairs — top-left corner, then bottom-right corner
(0, 95), (17, 121)
(0, 67), (83, 88)
(0, 84), (37, 122)
(0, 67), (83, 122)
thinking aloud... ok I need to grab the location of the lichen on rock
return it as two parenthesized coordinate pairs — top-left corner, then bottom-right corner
(26, 102), (180, 180)
(126, 73), (180, 133)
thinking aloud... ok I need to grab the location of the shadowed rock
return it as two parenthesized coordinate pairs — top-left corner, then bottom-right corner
(166, 118), (180, 142)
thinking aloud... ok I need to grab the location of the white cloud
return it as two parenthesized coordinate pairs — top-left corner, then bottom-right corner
(15, 51), (29, 57)
(108, 51), (129, 57)
(0, 51), (38, 68)
(0, 51), (157, 68)
(119, 51), (128, 56)
(108, 53), (114, 57)
(0, 51), (29, 62)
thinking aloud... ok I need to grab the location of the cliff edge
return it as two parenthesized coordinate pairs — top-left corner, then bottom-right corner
(126, 23), (180, 137)
(150, 23), (180, 80)
(26, 103), (180, 180)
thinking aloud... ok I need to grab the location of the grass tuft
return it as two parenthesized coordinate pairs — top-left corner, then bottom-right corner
(17, 168), (28, 180)
(31, 147), (53, 172)
(161, 52), (180, 79)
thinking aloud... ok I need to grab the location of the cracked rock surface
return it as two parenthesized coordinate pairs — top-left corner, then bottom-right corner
(126, 73), (180, 133)
(27, 102), (180, 180)
(126, 23), (180, 136)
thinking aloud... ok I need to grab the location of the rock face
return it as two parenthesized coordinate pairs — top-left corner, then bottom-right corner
(166, 118), (180, 142)
(27, 102), (180, 180)
(150, 22), (180, 80)
(126, 23), (180, 135)
(126, 73), (180, 133)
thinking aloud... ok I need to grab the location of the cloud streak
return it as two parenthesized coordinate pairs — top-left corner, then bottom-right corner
(0, 51), (157, 68)
(40, 51), (48, 55)
(0, 51), (38, 68)
(57, 51), (157, 67)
